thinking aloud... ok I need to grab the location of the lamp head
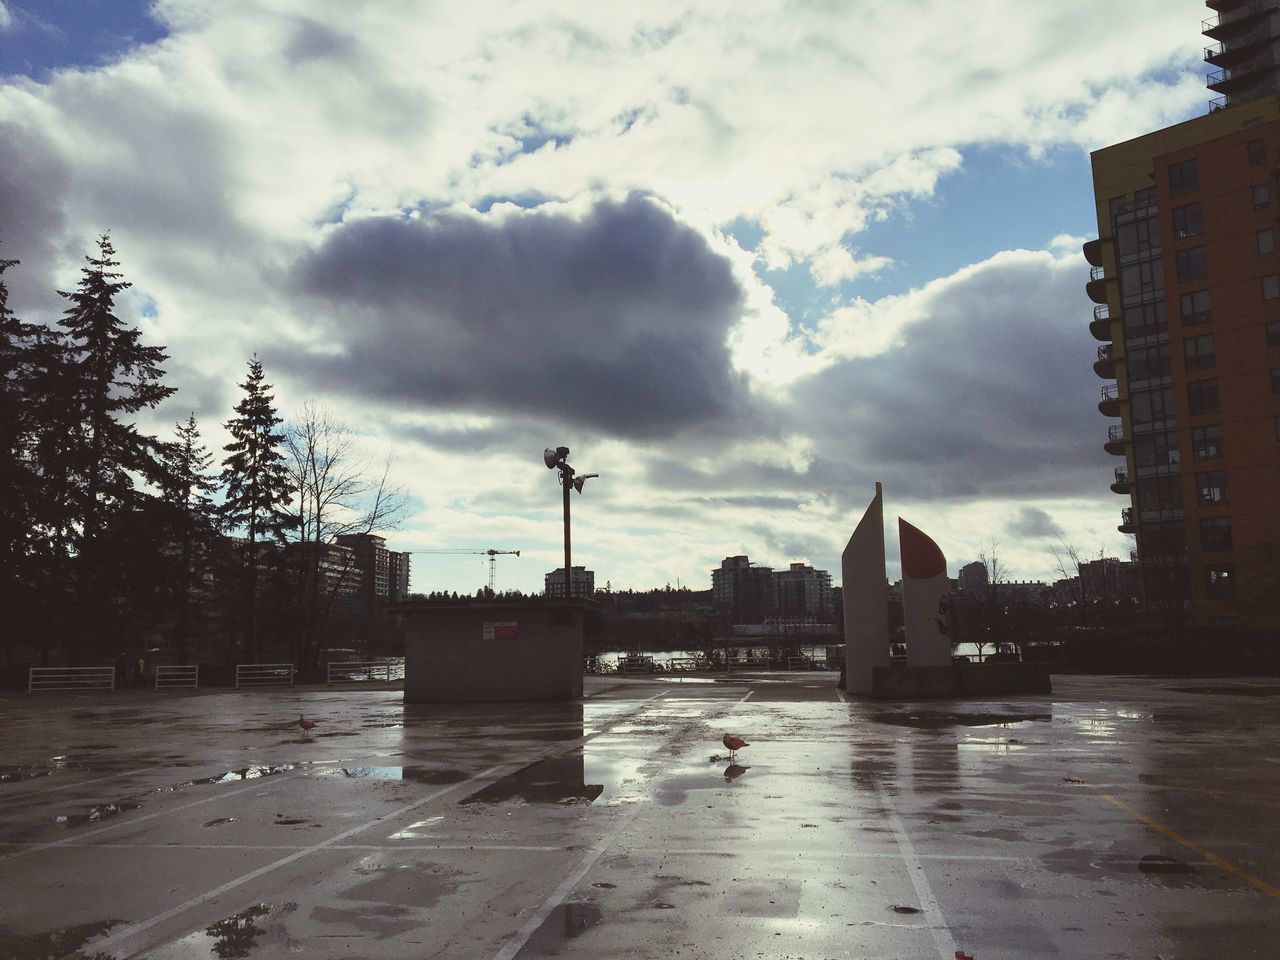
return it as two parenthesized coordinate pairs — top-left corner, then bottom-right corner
(572, 472), (599, 493)
(543, 446), (570, 469)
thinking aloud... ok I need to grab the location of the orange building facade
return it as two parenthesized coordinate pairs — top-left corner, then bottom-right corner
(1088, 95), (1280, 627)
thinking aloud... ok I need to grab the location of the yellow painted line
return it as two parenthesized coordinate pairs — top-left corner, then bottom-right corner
(1083, 782), (1280, 901)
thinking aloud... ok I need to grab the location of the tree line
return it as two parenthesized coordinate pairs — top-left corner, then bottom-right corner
(1, 236), (404, 671)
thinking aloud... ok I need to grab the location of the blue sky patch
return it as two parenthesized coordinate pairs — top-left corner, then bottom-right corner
(0, 1), (167, 81)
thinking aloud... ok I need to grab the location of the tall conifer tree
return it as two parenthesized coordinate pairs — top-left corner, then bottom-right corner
(220, 357), (295, 662)
(55, 236), (175, 660)
(163, 414), (218, 665)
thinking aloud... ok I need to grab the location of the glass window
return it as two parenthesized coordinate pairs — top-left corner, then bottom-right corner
(1187, 379), (1219, 415)
(1120, 258), (1164, 304)
(1130, 386), (1175, 425)
(1184, 334), (1215, 370)
(1169, 159), (1199, 197)
(1268, 320), (1280, 346)
(1172, 204), (1203, 240)
(1108, 195), (1128, 220)
(1261, 229), (1276, 254)
(1264, 276), (1280, 300)
(1137, 476), (1183, 511)
(1191, 424), (1223, 460)
(1195, 469), (1228, 505)
(1248, 139), (1267, 165)
(1255, 184), (1271, 208)
(1272, 369), (1280, 393)
(1200, 517), (1232, 551)
(1128, 343), (1172, 381)
(1175, 247), (1207, 282)
(1134, 431), (1180, 469)
(1124, 301), (1167, 337)
(1180, 290), (1211, 326)
(1134, 186), (1157, 208)
(1205, 565), (1235, 599)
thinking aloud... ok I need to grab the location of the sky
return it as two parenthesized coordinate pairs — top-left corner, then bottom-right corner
(0, 1), (1211, 596)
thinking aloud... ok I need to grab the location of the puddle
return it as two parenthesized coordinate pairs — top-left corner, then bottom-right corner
(322, 766), (469, 784)
(54, 799), (143, 827)
(0, 765), (54, 782)
(0, 918), (123, 958)
(160, 765), (296, 791)
(515, 902), (601, 957)
(148, 902), (297, 959)
(274, 816), (308, 825)
(388, 816), (446, 839)
(1170, 685), (1280, 698)
(460, 755), (604, 805)
(1138, 854), (1195, 876)
(871, 712), (1052, 729)
(724, 764), (749, 782)
(890, 904), (921, 914)
(204, 817), (239, 827)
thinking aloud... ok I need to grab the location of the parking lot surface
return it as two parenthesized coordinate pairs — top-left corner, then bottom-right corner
(1, 673), (1278, 959)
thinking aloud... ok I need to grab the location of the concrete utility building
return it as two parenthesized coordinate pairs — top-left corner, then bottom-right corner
(1087, 0), (1280, 625)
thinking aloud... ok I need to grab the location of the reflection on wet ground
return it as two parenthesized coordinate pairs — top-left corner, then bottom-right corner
(160, 764), (296, 790)
(0, 918), (121, 960)
(53, 799), (143, 827)
(147, 902), (297, 960)
(322, 766), (470, 783)
(515, 901), (602, 958)
(871, 711), (1053, 729)
(1170, 685), (1280, 697)
(460, 754), (605, 805)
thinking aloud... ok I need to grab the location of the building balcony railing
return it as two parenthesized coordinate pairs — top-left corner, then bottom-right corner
(1111, 467), (1131, 495)
(1118, 507), (1136, 534)
(1210, 95), (1230, 111)
(1097, 344), (1113, 362)
(1108, 423), (1126, 444)
(1115, 467), (1129, 485)
(1093, 304), (1109, 321)
(1099, 383), (1122, 416)
(1100, 383), (1119, 402)
(1089, 264), (1106, 282)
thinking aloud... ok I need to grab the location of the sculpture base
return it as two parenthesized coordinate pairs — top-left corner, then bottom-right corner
(869, 662), (1051, 700)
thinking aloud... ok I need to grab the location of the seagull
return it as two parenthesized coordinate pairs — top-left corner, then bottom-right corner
(724, 763), (750, 782)
(722, 733), (749, 761)
(297, 714), (317, 733)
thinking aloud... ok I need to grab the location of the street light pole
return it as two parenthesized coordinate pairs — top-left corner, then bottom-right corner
(562, 467), (572, 601)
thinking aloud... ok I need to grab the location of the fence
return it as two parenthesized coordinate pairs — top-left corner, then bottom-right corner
(326, 661), (397, 684)
(155, 665), (199, 690)
(235, 663), (294, 688)
(29, 666), (115, 693)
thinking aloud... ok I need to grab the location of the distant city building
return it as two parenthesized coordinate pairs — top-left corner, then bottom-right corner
(774, 562), (834, 621)
(336, 533), (412, 611)
(1087, 2), (1280, 625)
(957, 561), (988, 593)
(545, 566), (595, 599)
(711, 556), (776, 624)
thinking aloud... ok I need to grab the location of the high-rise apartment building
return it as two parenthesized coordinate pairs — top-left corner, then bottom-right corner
(544, 566), (595, 599)
(1087, 3), (1280, 625)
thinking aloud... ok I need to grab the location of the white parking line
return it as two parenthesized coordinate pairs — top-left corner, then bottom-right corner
(1, 767), (156, 802)
(872, 775), (960, 960)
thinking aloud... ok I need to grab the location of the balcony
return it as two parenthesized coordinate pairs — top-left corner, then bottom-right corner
(1203, 4), (1270, 41)
(1099, 382), (1123, 417)
(1105, 422), (1127, 456)
(1111, 466), (1131, 495)
(1090, 303), (1114, 341)
(1209, 94), (1230, 111)
(1205, 36), (1269, 69)
(1082, 238), (1104, 267)
(1118, 507), (1136, 535)
(1094, 343), (1118, 379)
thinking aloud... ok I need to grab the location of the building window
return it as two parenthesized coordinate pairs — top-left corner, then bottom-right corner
(1134, 430), (1180, 468)
(1137, 475), (1183, 511)
(1179, 290), (1211, 326)
(1261, 229), (1276, 255)
(1265, 276), (1280, 300)
(1248, 138), (1267, 165)
(1272, 369), (1280, 393)
(1255, 184), (1271, 208)
(1191, 424), (1223, 460)
(1205, 565), (1235, 599)
(1108, 195), (1127, 220)
(1130, 386), (1175, 425)
(1175, 247), (1207, 282)
(1200, 517), (1233, 551)
(1184, 334), (1215, 370)
(1172, 203), (1203, 239)
(1187, 379), (1219, 415)
(1268, 320), (1280, 346)
(1125, 301), (1167, 337)
(1169, 158), (1199, 197)
(1134, 186), (1157, 208)
(1195, 469), (1228, 505)
(1128, 343), (1171, 382)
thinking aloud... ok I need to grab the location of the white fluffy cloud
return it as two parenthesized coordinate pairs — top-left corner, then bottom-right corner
(0, 0), (1194, 590)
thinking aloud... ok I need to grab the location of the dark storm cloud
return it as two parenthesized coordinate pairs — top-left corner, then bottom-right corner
(283, 194), (758, 439)
(792, 251), (1109, 506)
(0, 121), (71, 314)
(1005, 505), (1066, 540)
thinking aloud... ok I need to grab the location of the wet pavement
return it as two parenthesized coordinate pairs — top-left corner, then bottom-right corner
(1, 674), (1278, 958)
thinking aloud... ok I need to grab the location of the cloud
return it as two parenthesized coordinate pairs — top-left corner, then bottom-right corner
(0, 4), (11, 32)
(284, 193), (761, 440)
(1005, 505), (1067, 541)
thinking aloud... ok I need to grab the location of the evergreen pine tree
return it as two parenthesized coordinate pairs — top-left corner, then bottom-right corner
(163, 413), (218, 665)
(54, 236), (176, 661)
(220, 357), (295, 663)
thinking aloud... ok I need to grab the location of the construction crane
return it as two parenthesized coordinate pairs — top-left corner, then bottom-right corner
(413, 549), (521, 592)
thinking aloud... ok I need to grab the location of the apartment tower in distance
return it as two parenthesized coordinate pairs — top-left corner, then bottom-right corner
(1087, 0), (1280, 626)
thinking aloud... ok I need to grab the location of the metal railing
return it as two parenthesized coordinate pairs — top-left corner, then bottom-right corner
(1209, 95), (1230, 111)
(326, 661), (397, 684)
(29, 666), (115, 693)
(235, 663), (294, 688)
(1101, 383), (1120, 402)
(1121, 507), (1135, 526)
(1097, 344), (1113, 362)
(1114, 467), (1129, 485)
(1205, 42), (1226, 60)
(1108, 423), (1126, 444)
(1093, 304), (1109, 321)
(155, 665), (199, 690)
(787, 656), (816, 670)
(1089, 264), (1106, 282)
